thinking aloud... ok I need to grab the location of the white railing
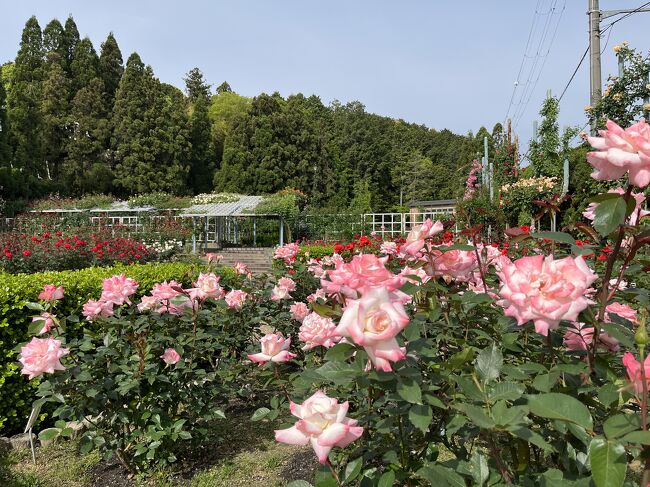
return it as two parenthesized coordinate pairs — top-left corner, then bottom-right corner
(364, 209), (456, 238)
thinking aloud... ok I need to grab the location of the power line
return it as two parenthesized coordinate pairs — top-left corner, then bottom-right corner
(558, 45), (589, 102)
(600, 1), (650, 30)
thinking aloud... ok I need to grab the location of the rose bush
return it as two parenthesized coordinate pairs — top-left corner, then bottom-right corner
(13, 119), (650, 485)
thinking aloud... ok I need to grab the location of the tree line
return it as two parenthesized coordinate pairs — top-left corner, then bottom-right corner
(0, 15), (492, 213)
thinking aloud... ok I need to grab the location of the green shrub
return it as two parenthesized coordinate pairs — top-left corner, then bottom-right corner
(0, 262), (237, 435)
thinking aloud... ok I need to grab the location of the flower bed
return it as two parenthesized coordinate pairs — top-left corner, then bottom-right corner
(9, 120), (650, 485)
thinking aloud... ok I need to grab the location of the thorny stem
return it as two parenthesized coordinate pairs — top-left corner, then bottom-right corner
(273, 363), (291, 404)
(471, 233), (489, 294)
(640, 345), (650, 486)
(398, 415), (408, 470)
(486, 433), (513, 484)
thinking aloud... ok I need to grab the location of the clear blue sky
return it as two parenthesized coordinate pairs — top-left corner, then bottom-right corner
(1, 0), (648, 156)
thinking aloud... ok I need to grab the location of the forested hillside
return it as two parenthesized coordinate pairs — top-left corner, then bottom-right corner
(0, 15), (490, 213)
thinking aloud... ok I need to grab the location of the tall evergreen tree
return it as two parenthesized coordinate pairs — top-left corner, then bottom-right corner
(42, 19), (67, 68)
(71, 37), (99, 92)
(216, 81), (232, 94)
(112, 53), (190, 194)
(41, 62), (70, 179)
(63, 16), (80, 72)
(183, 67), (210, 103)
(98, 33), (123, 106)
(8, 16), (45, 175)
(188, 94), (214, 193)
(0, 70), (10, 166)
(65, 78), (111, 194)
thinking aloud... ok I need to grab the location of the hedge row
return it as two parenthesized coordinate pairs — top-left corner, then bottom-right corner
(0, 262), (236, 435)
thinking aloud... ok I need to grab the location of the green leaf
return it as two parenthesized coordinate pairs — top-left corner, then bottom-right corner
(286, 482), (313, 487)
(475, 343), (502, 383)
(507, 426), (554, 451)
(343, 457), (363, 483)
(409, 404), (432, 433)
(470, 451), (489, 486)
(38, 428), (60, 441)
(25, 302), (45, 311)
(531, 231), (576, 245)
(488, 382), (525, 402)
(311, 302), (341, 319)
(28, 318), (46, 335)
(589, 437), (626, 487)
(251, 407), (270, 421)
(622, 430), (650, 445)
(454, 403), (495, 429)
(397, 378), (422, 404)
(315, 361), (358, 385)
(526, 393), (593, 430)
(603, 413), (641, 439)
(416, 464), (466, 487)
(593, 195), (627, 236)
(446, 348), (475, 369)
(377, 470), (395, 487)
(324, 343), (356, 362)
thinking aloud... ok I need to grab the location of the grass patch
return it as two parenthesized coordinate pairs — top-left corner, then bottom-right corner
(2, 410), (316, 486)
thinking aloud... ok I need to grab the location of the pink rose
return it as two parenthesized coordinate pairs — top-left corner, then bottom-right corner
(82, 299), (114, 321)
(190, 272), (224, 300)
(623, 351), (650, 394)
(234, 262), (249, 275)
(100, 274), (139, 306)
(137, 295), (160, 312)
(586, 118), (650, 188)
(247, 333), (296, 365)
(563, 322), (619, 352)
(307, 289), (326, 303)
(39, 284), (64, 302)
(274, 391), (363, 464)
(19, 337), (69, 379)
(271, 285), (292, 301)
(321, 254), (402, 299)
(380, 241), (398, 256)
(278, 277), (297, 292)
(402, 219), (444, 256)
(206, 253), (222, 263)
(335, 287), (410, 372)
(161, 348), (181, 365)
(225, 289), (248, 309)
(605, 302), (638, 323)
(151, 280), (183, 301)
(299, 312), (338, 350)
(497, 255), (598, 336)
(274, 242), (299, 264)
(290, 302), (311, 322)
(583, 188), (650, 225)
(426, 248), (478, 282)
(32, 312), (55, 335)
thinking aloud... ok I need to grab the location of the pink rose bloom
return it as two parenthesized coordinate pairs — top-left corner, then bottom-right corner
(399, 266), (430, 285)
(151, 280), (183, 301)
(247, 333), (296, 365)
(497, 255), (598, 336)
(335, 287), (410, 372)
(583, 188), (650, 225)
(275, 391), (363, 464)
(586, 118), (650, 188)
(299, 312), (338, 350)
(100, 274), (139, 306)
(225, 289), (248, 309)
(380, 241), (398, 256)
(426, 248), (478, 282)
(290, 302), (311, 322)
(307, 289), (326, 303)
(563, 322), (619, 352)
(307, 259), (326, 278)
(161, 348), (181, 365)
(39, 284), (64, 302)
(206, 253), (222, 263)
(271, 285), (291, 301)
(19, 337), (69, 379)
(234, 262), (249, 275)
(609, 278), (628, 291)
(32, 312), (55, 335)
(137, 295), (160, 312)
(274, 242), (299, 264)
(278, 277), (297, 292)
(82, 299), (114, 321)
(605, 302), (638, 323)
(321, 254), (401, 299)
(623, 351), (650, 394)
(402, 219), (444, 256)
(190, 272), (224, 300)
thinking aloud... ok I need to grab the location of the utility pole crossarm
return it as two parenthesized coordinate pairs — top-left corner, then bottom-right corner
(601, 8), (650, 20)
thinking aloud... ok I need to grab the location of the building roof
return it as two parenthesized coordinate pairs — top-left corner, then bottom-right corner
(407, 199), (457, 208)
(180, 195), (266, 217)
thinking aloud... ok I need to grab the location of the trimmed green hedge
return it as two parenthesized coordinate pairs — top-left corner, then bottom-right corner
(0, 262), (237, 435)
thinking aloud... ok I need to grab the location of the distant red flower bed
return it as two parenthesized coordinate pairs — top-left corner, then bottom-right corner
(0, 230), (162, 274)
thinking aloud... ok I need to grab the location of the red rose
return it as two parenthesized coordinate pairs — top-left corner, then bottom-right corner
(22, 250), (31, 257)
(64, 243), (71, 249)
